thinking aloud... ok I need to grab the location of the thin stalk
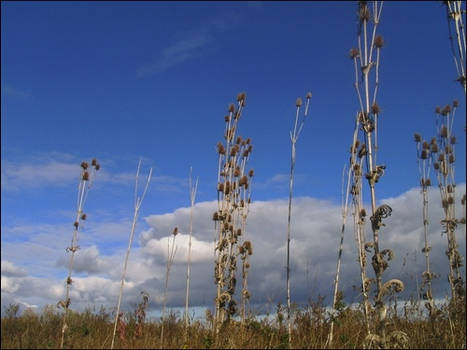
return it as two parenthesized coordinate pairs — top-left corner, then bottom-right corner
(111, 160), (152, 350)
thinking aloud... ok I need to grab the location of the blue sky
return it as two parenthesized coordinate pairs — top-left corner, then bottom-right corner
(1, 1), (466, 317)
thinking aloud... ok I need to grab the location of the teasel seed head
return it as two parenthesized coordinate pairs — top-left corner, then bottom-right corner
(248, 169), (254, 177)
(374, 35), (384, 48)
(213, 212), (219, 221)
(91, 159), (97, 166)
(431, 143), (438, 153)
(371, 102), (381, 115)
(243, 241), (253, 255)
(234, 168), (240, 177)
(360, 208), (367, 218)
(435, 106), (441, 114)
(296, 97), (302, 107)
(450, 136), (456, 144)
(438, 153), (445, 162)
(228, 104), (235, 113)
(81, 213), (87, 220)
(421, 150), (429, 160)
(217, 142), (226, 155)
(81, 161), (89, 170)
(349, 47), (360, 59)
(359, 3), (371, 22)
(422, 141), (430, 150)
(217, 183), (224, 192)
(239, 176), (248, 187)
(237, 92), (246, 106)
(173, 227), (178, 236)
(453, 99), (459, 107)
(449, 154), (455, 164)
(445, 144), (452, 154)
(82, 171), (89, 181)
(247, 144), (253, 153)
(95, 163), (100, 171)
(441, 104), (451, 116)
(414, 133), (421, 143)
(430, 137), (437, 145)
(440, 126), (448, 138)
(236, 136), (242, 145)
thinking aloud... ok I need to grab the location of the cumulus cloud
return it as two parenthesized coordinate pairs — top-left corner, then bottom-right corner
(1, 185), (466, 316)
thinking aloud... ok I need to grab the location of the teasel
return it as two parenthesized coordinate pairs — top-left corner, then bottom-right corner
(414, 133), (436, 315)
(432, 101), (464, 302)
(349, 2), (407, 347)
(214, 93), (253, 338)
(60, 159), (100, 349)
(444, 1), (466, 95)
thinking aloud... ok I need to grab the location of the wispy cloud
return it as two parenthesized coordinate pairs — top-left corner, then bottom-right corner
(137, 10), (245, 77)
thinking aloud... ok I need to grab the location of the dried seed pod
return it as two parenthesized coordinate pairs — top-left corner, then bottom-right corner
(224, 181), (231, 194)
(431, 143), (438, 153)
(360, 208), (367, 218)
(453, 99), (459, 107)
(414, 133), (421, 142)
(462, 194), (466, 205)
(371, 102), (381, 115)
(239, 176), (248, 187)
(81, 161), (89, 170)
(248, 169), (254, 177)
(95, 164), (100, 171)
(442, 199), (449, 208)
(349, 47), (360, 59)
(445, 145), (452, 154)
(82, 171), (89, 181)
(236, 136), (242, 145)
(217, 142), (226, 155)
(448, 196), (454, 204)
(217, 183), (224, 192)
(449, 154), (455, 164)
(425, 179), (431, 186)
(435, 106), (441, 114)
(422, 141), (430, 150)
(359, 4), (371, 22)
(296, 97), (302, 107)
(434, 162), (439, 170)
(81, 213), (87, 220)
(438, 153), (445, 162)
(306, 92), (312, 99)
(213, 212), (219, 221)
(73, 221), (79, 229)
(450, 136), (456, 144)
(233, 167), (240, 177)
(447, 184), (453, 193)
(173, 227), (178, 236)
(421, 150), (428, 160)
(91, 159), (97, 166)
(225, 115), (230, 123)
(374, 35), (384, 48)
(67, 277), (72, 285)
(441, 104), (451, 116)
(228, 104), (235, 113)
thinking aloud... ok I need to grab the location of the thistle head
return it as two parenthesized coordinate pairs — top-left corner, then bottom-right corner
(374, 35), (384, 48)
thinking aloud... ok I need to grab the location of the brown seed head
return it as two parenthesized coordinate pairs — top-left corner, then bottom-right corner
(371, 102), (381, 115)
(74, 221), (79, 229)
(225, 115), (230, 123)
(237, 92), (246, 106)
(306, 92), (312, 99)
(421, 150), (429, 160)
(441, 104), (451, 116)
(414, 133), (421, 143)
(438, 153), (445, 162)
(435, 106), (441, 114)
(359, 3), (371, 22)
(217, 142), (226, 155)
(296, 97), (302, 107)
(81, 213), (87, 220)
(82, 171), (89, 181)
(450, 136), (456, 144)
(81, 161), (89, 170)
(431, 143), (438, 153)
(449, 154), (455, 164)
(374, 35), (384, 48)
(422, 141), (429, 150)
(91, 159), (97, 166)
(349, 47), (360, 59)
(95, 164), (100, 171)
(228, 104), (235, 113)
(440, 126), (448, 138)
(173, 227), (178, 236)
(246, 138), (251, 145)
(453, 99), (459, 107)
(248, 169), (254, 177)
(434, 162), (440, 170)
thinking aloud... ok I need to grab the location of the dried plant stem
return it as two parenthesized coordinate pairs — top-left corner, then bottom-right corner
(111, 160), (152, 350)
(286, 93), (311, 348)
(445, 1), (466, 95)
(184, 167), (198, 336)
(160, 228), (178, 349)
(60, 159), (99, 349)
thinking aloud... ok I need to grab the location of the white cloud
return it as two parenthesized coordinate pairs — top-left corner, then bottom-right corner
(1, 185), (466, 315)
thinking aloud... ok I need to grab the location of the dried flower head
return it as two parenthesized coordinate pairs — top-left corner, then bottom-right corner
(217, 142), (226, 155)
(173, 227), (178, 236)
(228, 104), (235, 113)
(248, 169), (254, 177)
(359, 3), (371, 22)
(349, 47), (360, 59)
(91, 159), (97, 166)
(371, 102), (381, 115)
(414, 133), (421, 143)
(449, 154), (455, 164)
(421, 150), (429, 160)
(95, 164), (100, 171)
(431, 143), (439, 153)
(74, 221), (79, 229)
(82, 171), (89, 181)
(374, 35), (384, 48)
(237, 92), (246, 106)
(81, 161), (89, 170)
(453, 99), (459, 107)
(306, 92), (312, 99)
(440, 126), (448, 138)
(225, 115), (230, 123)
(434, 162), (440, 170)
(296, 97), (303, 107)
(422, 141), (430, 150)
(81, 213), (87, 220)
(441, 104), (451, 116)
(450, 136), (456, 144)
(461, 194), (466, 205)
